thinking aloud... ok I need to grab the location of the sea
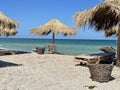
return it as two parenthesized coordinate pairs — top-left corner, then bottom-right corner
(0, 38), (117, 56)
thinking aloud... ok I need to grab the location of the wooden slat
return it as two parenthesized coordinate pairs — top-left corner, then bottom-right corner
(74, 53), (114, 64)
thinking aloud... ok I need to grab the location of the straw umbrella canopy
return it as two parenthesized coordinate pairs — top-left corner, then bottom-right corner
(74, 0), (120, 65)
(74, 0), (120, 35)
(0, 12), (19, 36)
(31, 19), (77, 43)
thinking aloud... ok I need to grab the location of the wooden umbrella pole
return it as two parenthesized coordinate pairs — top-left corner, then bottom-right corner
(116, 24), (120, 66)
(52, 32), (55, 44)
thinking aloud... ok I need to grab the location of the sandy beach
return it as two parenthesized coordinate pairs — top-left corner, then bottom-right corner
(0, 52), (120, 90)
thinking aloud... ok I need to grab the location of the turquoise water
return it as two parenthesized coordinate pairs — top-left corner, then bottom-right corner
(0, 38), (117, 55)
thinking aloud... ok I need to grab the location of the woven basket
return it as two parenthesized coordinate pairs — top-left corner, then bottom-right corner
(36, 47), (45, 54)
(87, 63), (114, 83)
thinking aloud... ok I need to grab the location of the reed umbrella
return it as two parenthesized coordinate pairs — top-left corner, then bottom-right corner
(31, 19), (77, 43)
(0, 12), (18, 36)
(74, 0), (120, 66)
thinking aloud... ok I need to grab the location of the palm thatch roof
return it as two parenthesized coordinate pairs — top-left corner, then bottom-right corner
(74, 0), (120, 37)
(31, 19), (77, 36)
(105, 0), (120, 2)
(74, 7), (96, 28)
(31, 19), (77, 43)
(104, 26), (118, 37)
(90, 1), (120, 31)
(0, 12), (19, 36)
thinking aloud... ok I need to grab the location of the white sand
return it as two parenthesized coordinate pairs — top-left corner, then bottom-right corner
(0, 52), (120, 90)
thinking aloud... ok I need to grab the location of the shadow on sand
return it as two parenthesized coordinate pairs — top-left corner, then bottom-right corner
(0, 60), (22, 67)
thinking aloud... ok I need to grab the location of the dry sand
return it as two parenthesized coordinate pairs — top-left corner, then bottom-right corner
(0, 52), (120, 90)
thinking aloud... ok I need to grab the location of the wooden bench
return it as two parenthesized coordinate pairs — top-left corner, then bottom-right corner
(74, 53), (115, 65)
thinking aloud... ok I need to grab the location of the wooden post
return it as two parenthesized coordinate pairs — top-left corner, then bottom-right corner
(52, 33), (55, 44)
(116, 25), (120, 66)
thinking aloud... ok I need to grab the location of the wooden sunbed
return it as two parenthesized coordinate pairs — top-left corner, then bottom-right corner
(74, 53), (115, 65)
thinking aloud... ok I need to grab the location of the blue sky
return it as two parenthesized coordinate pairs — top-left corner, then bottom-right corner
(0, 0), (117, 40)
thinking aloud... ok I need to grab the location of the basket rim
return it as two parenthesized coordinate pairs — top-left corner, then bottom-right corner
(87, 63), (114, 66)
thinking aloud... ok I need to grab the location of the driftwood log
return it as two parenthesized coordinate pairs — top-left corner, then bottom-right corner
(0, 49), (29, 56)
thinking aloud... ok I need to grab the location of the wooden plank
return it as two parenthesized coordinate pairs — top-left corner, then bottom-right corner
(74, 53), (114, 64)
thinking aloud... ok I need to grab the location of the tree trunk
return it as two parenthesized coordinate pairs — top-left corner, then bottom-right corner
(116, 25), (120, 66)
(52, 33), (55, 44)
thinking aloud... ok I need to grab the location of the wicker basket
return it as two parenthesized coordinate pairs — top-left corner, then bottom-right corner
(36, 47), (45, 54)
(87, 63), (114, 83)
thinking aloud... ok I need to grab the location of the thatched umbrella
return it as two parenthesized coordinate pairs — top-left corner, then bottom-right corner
(74, 0), (120, 65)
(31, 19), (77, 43)
(0, 12), (18, 36)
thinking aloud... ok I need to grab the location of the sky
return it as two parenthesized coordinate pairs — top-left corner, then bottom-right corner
(0, 0), (117, 40)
